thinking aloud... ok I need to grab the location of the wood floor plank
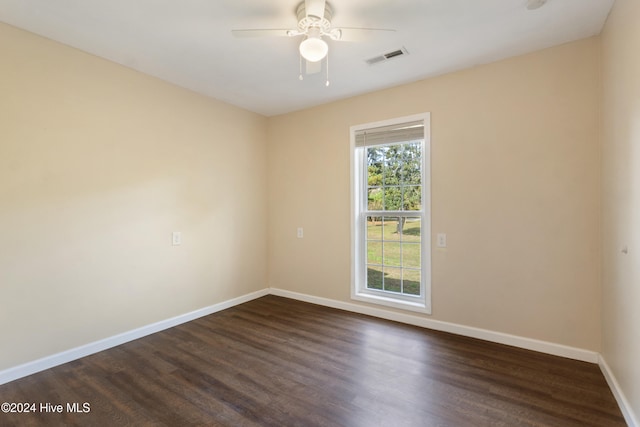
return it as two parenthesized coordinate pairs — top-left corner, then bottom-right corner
(0, 295), (626, 426)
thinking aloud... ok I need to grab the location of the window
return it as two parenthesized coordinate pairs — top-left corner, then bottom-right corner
(351, 113), (431, 313)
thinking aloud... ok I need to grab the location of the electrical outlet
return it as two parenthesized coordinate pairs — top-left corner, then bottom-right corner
(297, 227), (304, 238)
(172, 232), (182, 246)
(437, 233), (447, 248)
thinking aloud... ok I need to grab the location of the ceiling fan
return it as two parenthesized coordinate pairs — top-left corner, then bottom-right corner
(232, 0), (395, 84)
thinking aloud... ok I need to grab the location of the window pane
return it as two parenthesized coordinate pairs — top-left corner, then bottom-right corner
(383, 145), (402, 184)
(383, 267), (402, 293)
(383, 187), (402, 210)
(402, 186), (421, 211)
(401, 143), (422, 185)
(403, 269), (421, 295)
(394, 217), (410, 236)
(401, 217), (421, 242)
(402, 243), (420, 268)
(367, 241), (382, 265)
(367, 267), (383, 290)
(367, 216), (382, 240)
(384, 157), (401, 185)
(367, 188), (383, 210)
(367, 163), (383, 186)
(383, 242), (401, 267)
(367, 146), (387, 164)
(383, 217), (401, 241)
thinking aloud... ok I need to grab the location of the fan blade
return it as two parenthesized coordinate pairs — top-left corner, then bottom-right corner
(232, 29), (292, 38)
(331, 27), (396, 42)
(305, 0), (326, 19)
(306, 60), (321, 75)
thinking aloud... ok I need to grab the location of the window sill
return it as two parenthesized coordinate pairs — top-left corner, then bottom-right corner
(351, 291), (431, 315)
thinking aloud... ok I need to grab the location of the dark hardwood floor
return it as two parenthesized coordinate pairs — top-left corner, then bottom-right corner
(0, 295), (625, 426)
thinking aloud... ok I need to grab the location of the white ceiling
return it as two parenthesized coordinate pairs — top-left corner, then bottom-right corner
(0, 0), (614, 116)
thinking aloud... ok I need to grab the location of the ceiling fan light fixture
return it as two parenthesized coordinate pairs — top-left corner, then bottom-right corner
(299, 36), (328, 62)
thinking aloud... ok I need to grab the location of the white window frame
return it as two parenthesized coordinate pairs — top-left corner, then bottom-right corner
(350, 113), (431, 314)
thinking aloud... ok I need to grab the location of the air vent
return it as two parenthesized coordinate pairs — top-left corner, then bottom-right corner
(365, 47), (409, 66)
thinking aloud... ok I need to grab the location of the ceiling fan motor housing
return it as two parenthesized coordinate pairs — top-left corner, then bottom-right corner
(296, 1), (333, 33)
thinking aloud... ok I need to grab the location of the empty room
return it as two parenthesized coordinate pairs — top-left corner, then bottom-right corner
(0, 0), (638, 425)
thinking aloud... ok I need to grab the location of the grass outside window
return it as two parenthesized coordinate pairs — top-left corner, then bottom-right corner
(366, 216), (421, 296)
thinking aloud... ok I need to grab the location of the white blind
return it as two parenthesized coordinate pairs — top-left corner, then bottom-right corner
(355, 120), (424, 147)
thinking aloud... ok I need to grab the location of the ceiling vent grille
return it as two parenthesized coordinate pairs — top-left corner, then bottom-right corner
(365, 47), (409, 66)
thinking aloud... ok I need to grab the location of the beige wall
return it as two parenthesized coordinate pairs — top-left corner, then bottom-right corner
(268, 38), (601, 351)
(0, 23), (268, 371)
(601, 0), (640, 420)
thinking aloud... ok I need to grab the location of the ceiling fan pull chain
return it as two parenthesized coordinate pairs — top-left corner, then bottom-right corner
(325, 53), (330, 87)
(299, 53), (304, 81)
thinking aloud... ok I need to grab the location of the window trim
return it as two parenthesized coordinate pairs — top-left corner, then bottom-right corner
(350, 113), (432, 314)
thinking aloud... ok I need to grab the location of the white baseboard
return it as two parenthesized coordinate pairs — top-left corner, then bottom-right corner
(599, 355), (639, 427)
(0, 288), (270, 386)
(269, 288), (599, 363)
